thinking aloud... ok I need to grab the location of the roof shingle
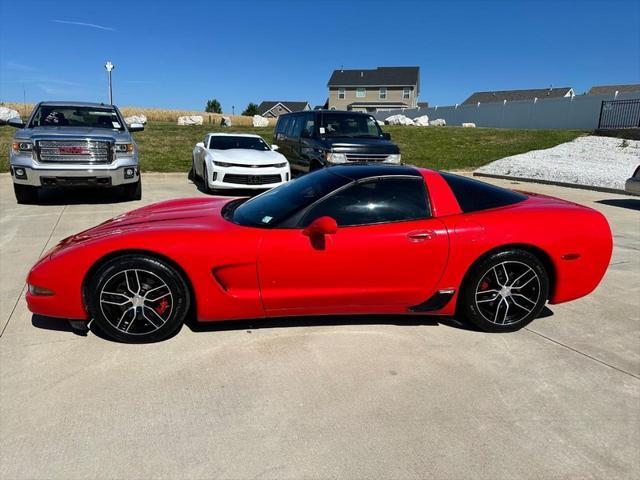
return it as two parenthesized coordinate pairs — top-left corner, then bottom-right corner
(462, 87), (573, 105)
(587, 84), (640, 95)
(328, 67), (420, 87)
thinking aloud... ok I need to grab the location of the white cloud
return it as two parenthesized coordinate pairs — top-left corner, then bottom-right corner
(51, 19), (115, 31)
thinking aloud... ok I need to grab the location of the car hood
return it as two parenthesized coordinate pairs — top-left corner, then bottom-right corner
(14, 126), (132, 141)
(321, 137), (399, 154)
(209, 148), (285, 165)
(54, 197), (235, 250)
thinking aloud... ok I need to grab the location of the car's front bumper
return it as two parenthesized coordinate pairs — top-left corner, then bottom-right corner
(10, 151), (139, 187)
(207, 164), (290, 190)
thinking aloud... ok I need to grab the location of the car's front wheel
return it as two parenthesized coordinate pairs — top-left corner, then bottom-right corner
(458, 249), (549, 332)
(123, 179), (142, 201)
(14, 184), (38, 204)
(87, 254), (191, 343)
(202, 163), (214, 194)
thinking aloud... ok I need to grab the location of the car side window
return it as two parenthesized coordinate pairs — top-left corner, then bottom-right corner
(203, 135), (209, 147)
(301, 113), (315, 138)
(300, 177), (430, 227)
(276, 116), (290, 139)
(287, 114), (305, 139)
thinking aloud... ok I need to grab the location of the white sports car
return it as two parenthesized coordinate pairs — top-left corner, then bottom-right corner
(190, 133), (290, 191)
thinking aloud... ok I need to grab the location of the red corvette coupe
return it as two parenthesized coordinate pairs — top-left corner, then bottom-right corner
(26, 165), (612, 343)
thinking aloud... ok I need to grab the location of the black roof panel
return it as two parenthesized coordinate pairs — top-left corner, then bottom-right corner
(328, 164), (420, 180)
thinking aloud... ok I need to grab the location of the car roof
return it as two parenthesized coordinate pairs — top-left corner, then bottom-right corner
(209, 133), (263, 139)
(279, 109), (373, 117)
(38, 101), (116, 108)
(327, 164), (422, 180)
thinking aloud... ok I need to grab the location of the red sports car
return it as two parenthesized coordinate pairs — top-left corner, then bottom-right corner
(26, 165), (612, 343)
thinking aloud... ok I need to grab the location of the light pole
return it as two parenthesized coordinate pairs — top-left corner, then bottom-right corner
(104, 61), (114, 104)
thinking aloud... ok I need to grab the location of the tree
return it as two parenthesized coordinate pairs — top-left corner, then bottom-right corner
(205, 99), (222, 114)
(242, 102), (259, 116)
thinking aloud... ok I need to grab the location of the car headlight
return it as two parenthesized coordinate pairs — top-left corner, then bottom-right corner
(115, 143), (134, 154)
(11, 141), (33, 152)
(385, 154), (401, 164)
(213, 161), (232, 167)
(274, 162), (288, 168)
(326, 152), (347, 164)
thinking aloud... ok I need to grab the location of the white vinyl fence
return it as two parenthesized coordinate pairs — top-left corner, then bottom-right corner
(374, 92), (640, 129)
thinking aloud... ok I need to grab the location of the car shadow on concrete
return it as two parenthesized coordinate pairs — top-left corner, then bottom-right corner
(595, 199), (640, 211)
(31, 307), (555, 341)
(28, 186), (133, 206)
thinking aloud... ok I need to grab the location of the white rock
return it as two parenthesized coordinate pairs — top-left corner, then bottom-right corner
(0, 107), (20, 123)
(475, 135), (640, 191)
(177, 115), (203, 126)
(252, 115), (269, 127)
(385, 114), (414, 126)
(462, 122), (476, 128)
(124, 114), (147, 125)
(221, 116), (232, 127)
(413, 115), (430, 126)
(430, 118), (446, 127)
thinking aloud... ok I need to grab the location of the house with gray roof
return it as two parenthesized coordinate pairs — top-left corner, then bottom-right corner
(257, 101), (310, 118)
(327, 66), (420, 112)
(587, 84), (640, 96)
(462, 87), (574, 105)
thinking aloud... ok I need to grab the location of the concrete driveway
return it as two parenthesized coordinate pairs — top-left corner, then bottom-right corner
(1, 173), (638, 480)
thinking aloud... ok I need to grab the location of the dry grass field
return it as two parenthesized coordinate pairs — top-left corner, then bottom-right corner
(1, 102), (274, 127)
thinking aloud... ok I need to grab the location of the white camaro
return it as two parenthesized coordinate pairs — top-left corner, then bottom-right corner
(191, 133), (290, 191)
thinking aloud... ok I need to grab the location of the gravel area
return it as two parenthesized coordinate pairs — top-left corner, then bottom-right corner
(475, 135), (640, 191)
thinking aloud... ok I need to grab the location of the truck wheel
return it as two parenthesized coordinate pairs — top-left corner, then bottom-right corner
(123, 180), (142, 201)
(14, 184), (38, 204)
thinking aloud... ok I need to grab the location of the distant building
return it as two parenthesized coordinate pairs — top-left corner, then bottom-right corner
(257, 101), (311, 118)
(462, 87), (574, 105)
(327, 66), (420, 112)
(587, 84), (640, 95)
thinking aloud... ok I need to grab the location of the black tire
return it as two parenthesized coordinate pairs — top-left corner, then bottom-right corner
(202, 163), (214, 194)
(86, 254), (191, 343)
(458, 249), (549, 332)
(14, 184), (38, 204)
(188, 156), (197, 181)
(123, 179), (142, 201)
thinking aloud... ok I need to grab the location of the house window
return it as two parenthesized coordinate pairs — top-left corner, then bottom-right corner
(356, 88), (366, 98)
(379, 87), (387, 100)
(403, 87), (411, 99)
(338, 88), (345, 100)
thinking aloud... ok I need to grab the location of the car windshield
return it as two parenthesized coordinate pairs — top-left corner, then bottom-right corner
(228, 169), (352, 227)
(209, 136), (270, 151)
(321, 113), (383, 138)
(29, 105), (125, 130)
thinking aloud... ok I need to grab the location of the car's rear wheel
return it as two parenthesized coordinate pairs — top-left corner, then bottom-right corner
(123, 179), (142, 201)
(14, 184), (38, 204)
(458, 249), (549, 332)
(87, 255), (190, 343)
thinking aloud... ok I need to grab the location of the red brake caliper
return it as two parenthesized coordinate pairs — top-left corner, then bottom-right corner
(479, 280), (490, 291)
(155, 298), (169, 315)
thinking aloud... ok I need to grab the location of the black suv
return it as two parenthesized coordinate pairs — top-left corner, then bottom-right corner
(273, 110), (401, 174)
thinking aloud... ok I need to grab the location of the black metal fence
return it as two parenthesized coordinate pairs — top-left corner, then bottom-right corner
(598, 99), (640, 129)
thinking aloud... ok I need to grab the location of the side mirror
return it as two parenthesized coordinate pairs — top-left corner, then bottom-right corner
(303, 216), (338, 237)
(196, 142), (205, 148)
(8, 117), (25, 128)
(382, 132), (391, 140)
(128, 123), (144, 132)
(271, 144), (279, 151)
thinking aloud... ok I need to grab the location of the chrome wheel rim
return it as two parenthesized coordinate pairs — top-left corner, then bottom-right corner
(475, 261), (541, 326)
(99, 269), (173, 335)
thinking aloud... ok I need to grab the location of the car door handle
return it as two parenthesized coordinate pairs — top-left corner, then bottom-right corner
(408, 230), (435, 241)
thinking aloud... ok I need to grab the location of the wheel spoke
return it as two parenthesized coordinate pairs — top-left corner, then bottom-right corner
(512, 292), (537, 306)
(492, 267), (504, 287)
(124, 271), (136, 295)
(143, 305), (167, 325)
(116, 306), (134, 329)
(145, 292), (170, 303)
(141, 307), (161, 328)
(509, 295), (533, 313)
(101, 298), (132, 306)
(510, 268), (537, 289)
(476, 289), (500, 303)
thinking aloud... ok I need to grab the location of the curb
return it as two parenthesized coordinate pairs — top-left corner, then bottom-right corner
(473, 172), (634, 196)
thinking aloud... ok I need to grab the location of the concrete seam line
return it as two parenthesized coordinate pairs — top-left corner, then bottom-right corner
(524, 327), (640, 381)
(0, 205), (67, 339)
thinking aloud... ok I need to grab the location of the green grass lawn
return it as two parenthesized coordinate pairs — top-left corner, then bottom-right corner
(0, 123), (586, 173)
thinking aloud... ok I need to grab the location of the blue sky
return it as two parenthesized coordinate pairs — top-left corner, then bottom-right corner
(1, 0), (639, 112)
